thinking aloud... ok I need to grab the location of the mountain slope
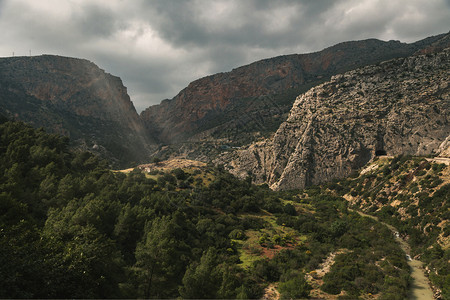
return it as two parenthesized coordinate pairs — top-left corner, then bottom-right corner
(219, 48), (450, 190)
(0, 55), (154, 166)
(340, 155), (449, 299)
(141, 33), (449, 149)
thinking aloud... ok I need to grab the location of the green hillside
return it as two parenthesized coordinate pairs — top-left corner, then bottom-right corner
(1, 120), (444, 299)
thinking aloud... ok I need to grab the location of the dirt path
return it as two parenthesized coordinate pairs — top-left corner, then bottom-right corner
(354, 210), (434, 300)
(262, 283), (280, 300)
(426, 157), (450, 165)
(306, 249), (349, 299)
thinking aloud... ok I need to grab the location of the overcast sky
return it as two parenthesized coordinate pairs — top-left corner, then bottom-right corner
(0, 0), (449, 112)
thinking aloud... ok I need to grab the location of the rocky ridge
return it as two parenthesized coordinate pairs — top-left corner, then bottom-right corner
(0, 55), (154, 166)
(141, 34), (448, 148)
(1, 33), (449, 169)
(218, 48), (450, 190)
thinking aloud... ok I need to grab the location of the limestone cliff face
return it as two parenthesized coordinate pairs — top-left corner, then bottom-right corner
(0, 55), (153, 166)
(220, 49), (450, 190)
(141, 34), (448, 146)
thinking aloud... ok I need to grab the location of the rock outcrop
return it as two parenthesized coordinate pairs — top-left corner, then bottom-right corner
(0, 55), (154, 166)
(438, 136), (450, 158)
(219, 48), (450, 190)
(141, 33), (449, 148)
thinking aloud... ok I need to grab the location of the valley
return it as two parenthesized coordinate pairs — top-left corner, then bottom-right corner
(0, 31), (449, 299)
(354, 210), (434, 300)
(119, 154), (449, 299)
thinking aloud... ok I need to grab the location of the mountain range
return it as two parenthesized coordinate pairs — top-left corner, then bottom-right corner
(141, 32), (448, 146)
(0, 32), (449, 177)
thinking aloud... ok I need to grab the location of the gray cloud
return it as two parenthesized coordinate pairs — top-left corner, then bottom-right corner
(0, 0), (449, 112)
(73, 4), (124, 39)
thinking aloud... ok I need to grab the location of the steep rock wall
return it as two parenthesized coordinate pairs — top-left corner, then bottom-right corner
(220, 49), (450, 190)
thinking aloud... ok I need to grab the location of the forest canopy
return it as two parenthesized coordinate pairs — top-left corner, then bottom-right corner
(0, 120), (412, 299)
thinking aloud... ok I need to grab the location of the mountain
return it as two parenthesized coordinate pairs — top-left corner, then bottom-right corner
(2, 37), (449, 298)
(0, 55), (154, 166)
(1, 33), (448, 168)
(218, 48), (450, 190)
(141, 33), (449, 153)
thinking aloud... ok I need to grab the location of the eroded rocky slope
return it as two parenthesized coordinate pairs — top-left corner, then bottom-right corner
(219, 49), (450, 190)
(0, 55), (154, 166)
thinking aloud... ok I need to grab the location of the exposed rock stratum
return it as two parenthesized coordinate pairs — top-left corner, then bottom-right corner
(141, 33), (448, 150)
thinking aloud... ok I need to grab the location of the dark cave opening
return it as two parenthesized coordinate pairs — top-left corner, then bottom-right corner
(375, 149), (387, 156)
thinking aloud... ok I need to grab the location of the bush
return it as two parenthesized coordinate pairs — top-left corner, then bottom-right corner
(283, 203), (296, 216)
(279, 274), (311, 299)
(172, 168), (187, 180)
(321, 281), (341, 295)
(228, 229), (246, 240)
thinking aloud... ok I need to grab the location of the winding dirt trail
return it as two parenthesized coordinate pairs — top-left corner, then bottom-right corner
(354, 210), (434, 300)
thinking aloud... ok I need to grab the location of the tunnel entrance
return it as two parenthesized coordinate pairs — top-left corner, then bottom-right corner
(375, 149), (387, 156)
(375, 128), (387, 157)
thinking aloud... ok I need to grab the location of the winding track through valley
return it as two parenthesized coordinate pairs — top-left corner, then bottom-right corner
(354, 210), (434, 300)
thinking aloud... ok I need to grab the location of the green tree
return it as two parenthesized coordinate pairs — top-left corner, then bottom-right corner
(51, 225), (124, 298)
(179, 247), (222, 299)
(134, 216), (183, 298)
(43, 205), (125, 298)
(0, 220), (47, 298)
(172, 168), (187, 180)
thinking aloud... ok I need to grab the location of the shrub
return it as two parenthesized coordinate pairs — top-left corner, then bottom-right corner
(228, 229), (246, 240)
(172, 168), (187, 180)
(279, 274), (311, 299)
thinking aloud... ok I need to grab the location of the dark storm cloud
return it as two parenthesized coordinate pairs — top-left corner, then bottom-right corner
(73, 4), (125, 39)
(0, 0), (449, 112)
(143, 0), (310, 48)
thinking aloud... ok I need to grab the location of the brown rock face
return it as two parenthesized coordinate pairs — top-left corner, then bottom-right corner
(219, 48), (450, 190)
(0, 55), (153, 166)
(141, 56), (307, 143)
(141, 33), (449, 146)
